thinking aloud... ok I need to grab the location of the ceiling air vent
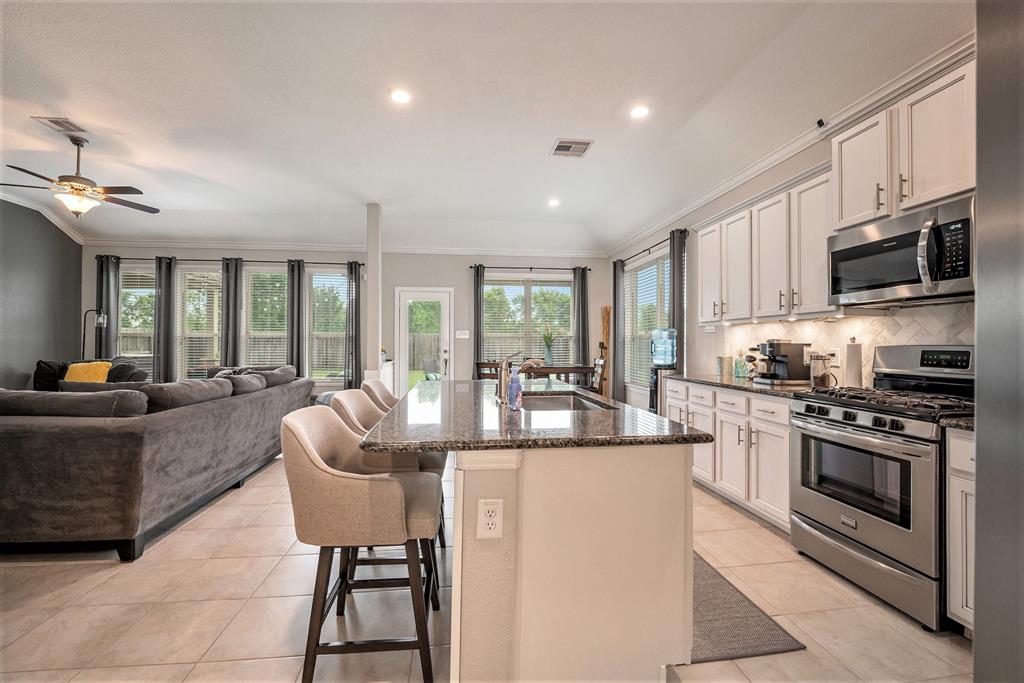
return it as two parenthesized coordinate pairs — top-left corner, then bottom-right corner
(551, 139), (593, 158)
(32, 116), (88, 134)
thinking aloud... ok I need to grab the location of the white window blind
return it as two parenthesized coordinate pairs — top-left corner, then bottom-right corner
(308, 271), (349, 381)
(176, 270), (222, 379)
(117, 269), (156, 376)
(623, 253), (671, 386)
(242, 269), (287, 366)
(482, 278), (574, 365)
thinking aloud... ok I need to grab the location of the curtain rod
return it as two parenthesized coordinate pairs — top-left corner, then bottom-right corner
(468, 265), (590, 272)
(622, 236), (671, 264)
(116, 257), (364, 266)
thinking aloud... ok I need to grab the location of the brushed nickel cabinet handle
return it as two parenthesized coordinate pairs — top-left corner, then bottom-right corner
(756, 407), (776, 415)
(875, 182), (885, 210)
(749, 427), (757, 447)
(899, 173), (909, 200)
(737, 425), (743, 446)
(721, 400), (736, 407)
(721, 300), (727, 315)
(791, 289), (799, 306)
(778, 290), (785, 310)
(713, 301), (718, 317)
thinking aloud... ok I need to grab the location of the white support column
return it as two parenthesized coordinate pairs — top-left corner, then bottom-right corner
(365, 202), (383, 378)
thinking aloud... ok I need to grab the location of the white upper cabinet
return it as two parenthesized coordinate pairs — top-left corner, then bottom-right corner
(697, 224), (722, 323)
(721, 210), (751, 321)
(832, 111), (891, 229)
(788, 174), (835, 315)
(751, 192), (790, 318)
(897, 62), (976, 210)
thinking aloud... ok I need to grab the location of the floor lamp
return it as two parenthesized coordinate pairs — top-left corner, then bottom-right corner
(82, 309), (108, 359)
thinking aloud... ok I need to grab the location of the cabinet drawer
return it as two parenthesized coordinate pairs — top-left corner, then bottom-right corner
(947, 429), (975, 478)
(664, 379), (687, 402)
(686, 385), (714, 407)
(716, 392), (748, 415)
(749, 397), (789, 425)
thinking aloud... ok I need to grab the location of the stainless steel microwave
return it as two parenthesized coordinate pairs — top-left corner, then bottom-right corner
(828, 195), (974, 307)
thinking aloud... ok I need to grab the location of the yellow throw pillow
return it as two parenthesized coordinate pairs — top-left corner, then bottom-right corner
(64, 361), (112, 383)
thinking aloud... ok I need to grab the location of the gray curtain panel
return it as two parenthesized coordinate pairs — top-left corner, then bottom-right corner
(94, 255), (120, 358)
(286, 259), (306, 376)
(472, 264), (485, 378)
(220, 257), (243, 366)
(669, 228), (688, 372)
(611, 259), (626, 401)
(346, 261), (362, 389)
(572, 266), (590, 370)
(153, 256), (177, 382)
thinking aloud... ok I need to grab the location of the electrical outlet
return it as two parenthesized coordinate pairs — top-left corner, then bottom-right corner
(476, 499), (504, 539)
(828, 348), (841, 367)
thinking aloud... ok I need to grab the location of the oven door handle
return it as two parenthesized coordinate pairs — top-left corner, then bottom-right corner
(791, 417), (935, 461)
(916, 216), (939, 293)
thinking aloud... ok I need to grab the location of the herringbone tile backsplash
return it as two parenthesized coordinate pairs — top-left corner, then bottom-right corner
(722, 302), (975, 386)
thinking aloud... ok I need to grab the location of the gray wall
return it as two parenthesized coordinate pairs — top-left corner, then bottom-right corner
(0, 200), (83, 389)
(974, 0), (1024, 678)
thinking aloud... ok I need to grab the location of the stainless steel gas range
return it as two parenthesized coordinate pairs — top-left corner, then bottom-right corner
(789, 345), (974, 630)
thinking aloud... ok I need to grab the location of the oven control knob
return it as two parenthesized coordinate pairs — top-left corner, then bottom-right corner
(889, 419), (905, 432)
(842, 411), (857, 422)
(872, 416), (888, 429)
(816, 406), (830, 417)
(804, 404), (817, 414)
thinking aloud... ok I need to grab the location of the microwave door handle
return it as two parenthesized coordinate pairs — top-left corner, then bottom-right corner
(916, 217), (939, 293)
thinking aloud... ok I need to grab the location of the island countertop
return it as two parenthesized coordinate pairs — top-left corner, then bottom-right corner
(360, 379), (714, 452)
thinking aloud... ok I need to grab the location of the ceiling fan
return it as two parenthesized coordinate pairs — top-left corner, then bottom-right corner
(2, 135), (159, 217)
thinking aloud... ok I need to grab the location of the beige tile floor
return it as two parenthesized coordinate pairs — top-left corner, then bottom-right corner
(0, 459), (972, 682)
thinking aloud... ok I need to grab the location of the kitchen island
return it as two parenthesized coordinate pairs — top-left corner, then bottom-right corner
(361, 379), (713, 682)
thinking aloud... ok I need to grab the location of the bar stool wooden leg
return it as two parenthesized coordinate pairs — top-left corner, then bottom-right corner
(336, 546), (351, 616)
(419, 538), (440, 611)
(405, 540), (433, 682)
(302, 546), (335, 683)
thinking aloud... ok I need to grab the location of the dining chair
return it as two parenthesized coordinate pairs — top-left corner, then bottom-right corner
(361, 378), (399, 410)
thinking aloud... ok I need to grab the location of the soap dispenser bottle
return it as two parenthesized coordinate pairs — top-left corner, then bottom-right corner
(508, 368), (523, 411)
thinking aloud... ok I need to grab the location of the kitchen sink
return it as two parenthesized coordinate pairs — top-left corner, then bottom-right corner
(520, 394), (615, 411)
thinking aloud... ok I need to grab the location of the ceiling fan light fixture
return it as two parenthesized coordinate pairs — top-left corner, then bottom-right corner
(56, 191), (100, 217)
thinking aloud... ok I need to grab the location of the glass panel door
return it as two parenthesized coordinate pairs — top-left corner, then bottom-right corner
(397, 289), (452, 394)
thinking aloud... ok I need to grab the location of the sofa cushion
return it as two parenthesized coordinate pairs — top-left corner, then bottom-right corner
(0, 388), (148, 418)
(226, 373), (266, 395)
(65, 361), (112, 382)
(141, 378), (232, 413)
(243, 365), (297, 387)
(107, 362), (140, 383)
(59, 380), (150, 393)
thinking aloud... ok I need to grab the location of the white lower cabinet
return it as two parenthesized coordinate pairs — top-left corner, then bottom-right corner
(689, 405), (715, 484)
(749, 419), (791, 527)
(715, 411), (749, 501)
(946, 429), (976, 629)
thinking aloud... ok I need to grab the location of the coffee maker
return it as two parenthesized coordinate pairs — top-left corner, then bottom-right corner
(750, 340), (811, 387)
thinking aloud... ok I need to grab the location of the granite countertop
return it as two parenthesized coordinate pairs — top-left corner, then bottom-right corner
(941, 416), (974, 432)
(360, 379), (714, 452)
(664, 373), (810, 399)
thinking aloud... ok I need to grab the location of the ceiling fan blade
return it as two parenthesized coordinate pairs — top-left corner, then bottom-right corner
(100, 195), (160, 214)
(6, 165), (56, 184)
(0, 183), (51, 189)
(95, 185), (143, 195)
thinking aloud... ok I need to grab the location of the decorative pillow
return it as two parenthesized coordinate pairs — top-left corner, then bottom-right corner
(0, 388), (148, 418)
(106, 362), (140, 383)
(226, 373), (266, 395)
(213, 369), (234, 378)
(64, 361), (112, 383)
(243, 365), (297, 387)
(59, 380), (150, 393)
(141, 378), (233, 413)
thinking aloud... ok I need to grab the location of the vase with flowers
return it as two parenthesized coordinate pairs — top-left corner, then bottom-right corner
(542, 323), (557, 366)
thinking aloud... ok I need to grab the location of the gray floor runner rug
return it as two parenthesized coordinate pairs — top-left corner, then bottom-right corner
(692, 552), (805, 663)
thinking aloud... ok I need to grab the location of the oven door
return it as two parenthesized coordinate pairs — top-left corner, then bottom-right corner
(789, 417), (939, 576)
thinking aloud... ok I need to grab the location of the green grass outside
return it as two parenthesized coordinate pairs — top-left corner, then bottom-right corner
(407, 370), (427, 386)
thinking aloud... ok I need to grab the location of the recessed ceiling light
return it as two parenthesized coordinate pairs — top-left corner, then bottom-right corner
(547, 198), (560, 208)
(630, 104), (650, 119)
(390, 89), (412, 104)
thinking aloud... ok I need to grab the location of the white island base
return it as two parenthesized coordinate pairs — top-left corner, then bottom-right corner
(449, 444), (694, 681)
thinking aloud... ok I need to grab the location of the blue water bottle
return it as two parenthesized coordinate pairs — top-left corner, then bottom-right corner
(508, 368), (522, 411)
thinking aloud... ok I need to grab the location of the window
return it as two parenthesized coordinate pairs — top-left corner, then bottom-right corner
(308, 271), (349, 382)
(482, 277), (574, 365)
(242, 269), (288, 366)
(176, 269), (222, 379)
(623, 252), (671, 385)
(117, 268), (156, 375)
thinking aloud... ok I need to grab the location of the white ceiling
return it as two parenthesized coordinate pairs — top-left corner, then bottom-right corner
(1, 2), (974, 256)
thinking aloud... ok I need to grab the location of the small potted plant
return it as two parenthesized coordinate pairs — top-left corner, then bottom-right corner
(542, 323), (558, 366)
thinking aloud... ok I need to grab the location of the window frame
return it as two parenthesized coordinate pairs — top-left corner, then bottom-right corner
(481, 272), (576, 365)
(623, 248), (671, 389)
(175, 263), (222, 380)
(306, 267), (350, 387)
(240, 265), (289, 368)
(116, 265), (157, 376)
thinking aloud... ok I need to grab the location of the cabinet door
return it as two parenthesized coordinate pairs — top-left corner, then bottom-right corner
(715, 412), (748, 500)
(947, 474), (976, 628)
(898, 62), (976, 209)
(697, 225), (722, 323)
(789, 174), (835, 316)
(833, 111), (891, 229)
(749, 419), (790, 528)
(721, 210), (751, 321)
(751, 192), (790, 318)
(689, 405), (715, 484)
(666, 399), (686, 424)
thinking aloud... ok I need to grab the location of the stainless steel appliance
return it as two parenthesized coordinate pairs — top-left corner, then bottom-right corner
(789, 345), (974, 629)
(751, 340), (811, 387)
(828, 195), (974, 307)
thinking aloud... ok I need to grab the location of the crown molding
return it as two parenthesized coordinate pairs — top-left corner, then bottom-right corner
(606, 31), (976, 259)
(382, 244), (607, 259)
(0, 192), (85, 245)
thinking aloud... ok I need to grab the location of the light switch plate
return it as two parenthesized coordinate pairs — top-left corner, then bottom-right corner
(455, 330), (471, 339)
(703, 326), (716, 333)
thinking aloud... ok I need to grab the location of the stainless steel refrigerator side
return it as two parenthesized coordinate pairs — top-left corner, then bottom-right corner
(974, 1), (1024, 680)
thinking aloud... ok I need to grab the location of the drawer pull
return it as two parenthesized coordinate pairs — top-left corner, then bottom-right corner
(721, 400), (736, 407)
(756, 408), (776, 415)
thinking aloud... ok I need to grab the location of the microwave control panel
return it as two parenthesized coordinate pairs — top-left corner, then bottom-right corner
(937, 219), (970, 280)
(920, 349), (971, 369)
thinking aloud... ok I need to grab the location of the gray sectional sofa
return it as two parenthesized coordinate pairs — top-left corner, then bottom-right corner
(0, 372), (314, 561)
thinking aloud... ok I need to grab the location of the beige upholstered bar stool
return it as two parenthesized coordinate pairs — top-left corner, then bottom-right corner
(361, 378), (399, 410)
(282, 406), (440, 683)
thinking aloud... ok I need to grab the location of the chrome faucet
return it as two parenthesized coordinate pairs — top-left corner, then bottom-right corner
(496, 351), (522, 404)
